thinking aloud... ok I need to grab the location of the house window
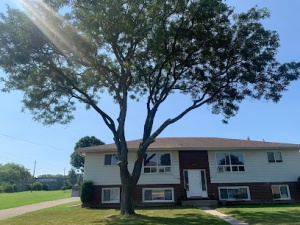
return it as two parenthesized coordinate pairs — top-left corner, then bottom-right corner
(267, 152), (283, 163)
(102, 188), (120, 203)
(219, 186), (250, 201)
(143, 153), (171, 173)
(143, 188), (174, 202)
(104, 154), (119, 165)
(271, 185), (290, 200)
(216, 152), (245, 172)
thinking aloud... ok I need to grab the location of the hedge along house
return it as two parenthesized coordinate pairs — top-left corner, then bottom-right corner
(76, 137), (300, 207)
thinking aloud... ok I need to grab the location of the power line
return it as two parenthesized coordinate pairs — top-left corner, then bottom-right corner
(0, 133), (68, 151)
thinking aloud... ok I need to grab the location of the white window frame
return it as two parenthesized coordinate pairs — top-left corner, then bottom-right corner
(143, 153), (172, 174)
(104, 154), (119, 166)
(271, 185), (291, 200)
(267, 151), (283, 163)
(218, 186), (251, 201)
(102, 187), (120, 203)
(216, 152), (245, 172)
(142, 188), (174, 203)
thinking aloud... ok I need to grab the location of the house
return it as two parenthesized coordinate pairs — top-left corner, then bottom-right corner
(76, 137), (300, 207)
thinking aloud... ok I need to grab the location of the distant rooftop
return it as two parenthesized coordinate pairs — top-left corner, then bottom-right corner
(77, 137), (300, 153)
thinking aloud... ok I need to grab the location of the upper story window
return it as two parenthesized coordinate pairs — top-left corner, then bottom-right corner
(216, 152), (245, 172)
(104, 154), (119, 166)
(143, 153), (171, 174)
(267, 152), (282, 163)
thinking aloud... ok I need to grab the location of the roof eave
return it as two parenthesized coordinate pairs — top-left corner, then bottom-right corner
(76, 146), (300, 153)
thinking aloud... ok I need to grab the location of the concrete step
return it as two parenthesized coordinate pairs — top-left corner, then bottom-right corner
(182, 199), (218, 207)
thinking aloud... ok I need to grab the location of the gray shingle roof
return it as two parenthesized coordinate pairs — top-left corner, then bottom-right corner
(77, 137), (300, 153)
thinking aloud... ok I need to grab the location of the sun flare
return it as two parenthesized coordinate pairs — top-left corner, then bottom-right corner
(12, 0), (90, 65)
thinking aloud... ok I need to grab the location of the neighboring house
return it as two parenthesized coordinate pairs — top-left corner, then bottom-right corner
(35, 178), (64, 190)
(76, 137), (300, 207)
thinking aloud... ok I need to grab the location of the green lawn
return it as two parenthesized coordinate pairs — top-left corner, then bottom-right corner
(0, 204), (228, 225)
(217, 204), (300, 225)
(0, 190), (71, 210)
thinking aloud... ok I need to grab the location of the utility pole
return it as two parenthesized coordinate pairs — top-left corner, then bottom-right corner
(31, 160), (36, 192)
(33, 160), (36, 178)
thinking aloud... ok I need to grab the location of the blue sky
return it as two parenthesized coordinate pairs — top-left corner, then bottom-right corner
(0, 0), (299, 176)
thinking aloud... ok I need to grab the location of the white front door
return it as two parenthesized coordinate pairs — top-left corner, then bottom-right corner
(186, 169), (208, 198)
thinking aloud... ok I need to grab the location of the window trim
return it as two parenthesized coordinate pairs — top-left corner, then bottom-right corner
(271, 185), (291, 200)
(218, 186), (251, 201)
(104, 154), (119, 166)
(142, 187), (174, 203)
(143, 153), (172, 174)
(102, 187), (120, 203)
(267, 151), (283, 163)
(215, 152), (246, 172)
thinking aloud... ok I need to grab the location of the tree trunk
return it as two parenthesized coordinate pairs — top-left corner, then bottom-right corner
(118, 140), (149, 215)
(120, 174), (136, 215)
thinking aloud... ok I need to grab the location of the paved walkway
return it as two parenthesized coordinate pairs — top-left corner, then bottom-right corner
(0, 197), (80, 221)
(200, 207), (248, 225)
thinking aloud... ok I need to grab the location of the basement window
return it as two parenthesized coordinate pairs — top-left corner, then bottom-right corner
(272, 185), (290, 200)
(143, 188), (174, 202)
(102, 188), (120, 203)
(218, 186), (250, 201)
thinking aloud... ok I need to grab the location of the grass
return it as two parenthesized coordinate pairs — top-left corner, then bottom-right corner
(0, 190), (71, 210)
(217, 204), (300, 225)
(0, 204), (228, 225)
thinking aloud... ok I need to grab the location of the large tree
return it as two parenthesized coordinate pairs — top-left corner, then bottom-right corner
(0, 0), (299, 214)
(0, 163), (32, 185)
(71, 136), (105, 171)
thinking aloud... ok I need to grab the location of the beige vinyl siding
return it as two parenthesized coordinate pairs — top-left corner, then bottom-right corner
(84, 153), (121, 185)
(83, 151), (180, 185)
(208, 149), (300, 183)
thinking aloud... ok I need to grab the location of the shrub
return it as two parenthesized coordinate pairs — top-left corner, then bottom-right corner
(80, 180), (94, 204)
(0, 183), (17, 193)
(32, 182), (43, 191)
(64, 180), (72, 189)
(42, 184), (49, 191)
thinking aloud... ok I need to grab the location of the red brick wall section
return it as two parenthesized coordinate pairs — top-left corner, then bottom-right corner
(87, 184), (183, 208)
(210, 182), (300, 204)
(87, 182), (300, 208)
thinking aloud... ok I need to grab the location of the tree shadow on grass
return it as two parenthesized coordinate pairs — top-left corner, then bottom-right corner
(88, 207), (227, 225)
(220, 205), (300, 225)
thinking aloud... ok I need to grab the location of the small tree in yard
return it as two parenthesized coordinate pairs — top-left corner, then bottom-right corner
(71, 136), (105, 172)
(0, 0), (299, 214)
